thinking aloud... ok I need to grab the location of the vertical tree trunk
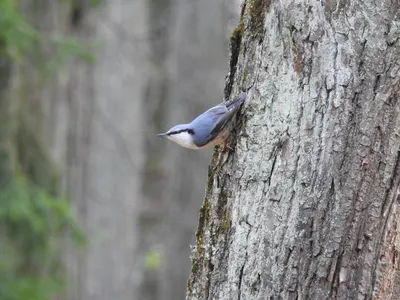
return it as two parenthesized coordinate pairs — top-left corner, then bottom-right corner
(141, 1), (237, 299)
(187, 1), (400, 299)
(13, 1), (149, 299)
(62, 1), (148, 299)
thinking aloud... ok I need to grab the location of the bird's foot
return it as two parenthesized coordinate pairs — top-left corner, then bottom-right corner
(221, 139), (235, 152)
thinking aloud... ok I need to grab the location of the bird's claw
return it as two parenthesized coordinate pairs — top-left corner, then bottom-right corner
(221, 140), (235, 152)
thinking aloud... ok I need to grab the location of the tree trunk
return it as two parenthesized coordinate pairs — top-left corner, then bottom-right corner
(187, 1), (400, 299)
(61, 2), (148, 299)
(140, 1), (239, 299)
(13, 1), (148, 299)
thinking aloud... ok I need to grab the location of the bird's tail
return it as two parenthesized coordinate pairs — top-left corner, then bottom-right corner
(227, 92), (246, 112)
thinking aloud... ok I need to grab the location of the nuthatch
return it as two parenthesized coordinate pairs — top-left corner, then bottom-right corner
(158, 92), (246, 150)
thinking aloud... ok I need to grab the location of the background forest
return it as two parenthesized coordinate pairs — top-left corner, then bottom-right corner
(0, 0), (240, 299)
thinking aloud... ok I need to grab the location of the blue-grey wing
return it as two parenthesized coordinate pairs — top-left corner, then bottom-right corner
(191, 93), (246, 147)
(190, 105), (227, 147)
(208, 93), (246, 138)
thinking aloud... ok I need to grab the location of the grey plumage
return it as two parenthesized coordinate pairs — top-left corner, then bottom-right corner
(190, 92), (246, 147)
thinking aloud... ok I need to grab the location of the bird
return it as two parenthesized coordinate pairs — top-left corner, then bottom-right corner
(158, 92), (246, 150)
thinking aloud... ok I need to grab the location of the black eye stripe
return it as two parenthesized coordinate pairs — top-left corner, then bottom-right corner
(168, 128), (195, 135)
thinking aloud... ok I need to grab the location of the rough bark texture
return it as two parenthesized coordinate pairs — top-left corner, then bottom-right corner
(187, 1), (400, 300)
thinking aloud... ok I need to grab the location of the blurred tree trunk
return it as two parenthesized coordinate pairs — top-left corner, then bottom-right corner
(13, 1), (148, 299)
(61, 1), (148, 299)
(187, 1), (400, 299)
(141, 1), (238, 299)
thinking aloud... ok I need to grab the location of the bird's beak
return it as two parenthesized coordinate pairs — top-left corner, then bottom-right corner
(157, 133), (167, 136)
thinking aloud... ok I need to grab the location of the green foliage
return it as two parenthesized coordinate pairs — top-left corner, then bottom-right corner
(0, 277), (62, 300)
(0, 0), (40, 62)
(0, 0), (96, 77)
(0, 1), (89, 299)
(0, 176), (86, 300)
(0, 119), (86, 300)
(89, 0), (103, 6)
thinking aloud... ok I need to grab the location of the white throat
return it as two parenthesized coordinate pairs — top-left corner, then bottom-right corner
(167, 132), (197, 149)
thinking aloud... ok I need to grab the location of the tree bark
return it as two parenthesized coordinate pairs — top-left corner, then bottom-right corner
(187, 1), (400, 299)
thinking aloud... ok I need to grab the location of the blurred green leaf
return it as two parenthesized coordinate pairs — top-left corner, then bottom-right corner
(0, 276), (63, 300)
(145, 250), (163, 270)
(0, 0), (97, 75)
(0, 1), (90, 299)
(0, 177), (86, 299)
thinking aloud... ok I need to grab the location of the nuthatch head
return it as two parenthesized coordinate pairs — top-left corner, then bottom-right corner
(158, 92), (246, 150)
